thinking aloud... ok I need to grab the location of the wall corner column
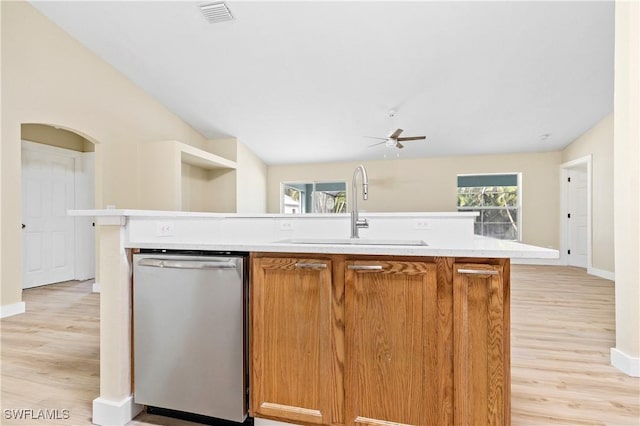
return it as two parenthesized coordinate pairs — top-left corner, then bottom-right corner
(612, 0), (640, 377)
(93, 216), (143, 425)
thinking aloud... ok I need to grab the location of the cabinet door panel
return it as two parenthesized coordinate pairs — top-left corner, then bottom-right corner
(453, 264), (508, 426)
(251, 257), (332, 424)
(345, 260), (439, 426)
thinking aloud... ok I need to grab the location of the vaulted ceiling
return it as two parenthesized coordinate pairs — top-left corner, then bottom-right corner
(31, 1), (614, 165)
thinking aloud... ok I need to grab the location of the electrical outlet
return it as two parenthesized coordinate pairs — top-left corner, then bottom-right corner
(414, 219), (431, 230)
(279, 220), (294, 231)
(156, 221), (174, 237)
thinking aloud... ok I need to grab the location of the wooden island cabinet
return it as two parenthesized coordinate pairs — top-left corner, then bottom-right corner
(250, 253), (510, 426)
(251, 256), (335, 424)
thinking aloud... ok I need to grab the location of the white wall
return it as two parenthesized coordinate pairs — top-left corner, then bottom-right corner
(562, 113), (614, 273)
(268, 151), (562, 249)
(612, 0), (640, 375)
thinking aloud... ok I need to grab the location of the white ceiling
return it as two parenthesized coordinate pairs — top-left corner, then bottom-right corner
(30, 1), (614, 165)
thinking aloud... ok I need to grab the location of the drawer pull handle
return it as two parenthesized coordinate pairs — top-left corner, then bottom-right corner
(457, 268), (499, 276)
(348, 265), (384, 271)
(295, 263), (327, 269)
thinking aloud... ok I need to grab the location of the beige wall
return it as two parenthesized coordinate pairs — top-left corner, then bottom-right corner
(138, 141), (181, 210)
(613, 0), (640, 364)
(21, 123), (95, 152)
(237, 142), (268, 213)
(203, 138), (267, 214)
(562, 113), (614, 272)
(268, 151), (562, 249)
(207, 169), (238, 213)
(181, 166), (238, 213)
(1, 1), (209, 308)
(141, 138), (267, 214)
(0, 0), (3, 304)
(181, 163), (209, 212)
(207, 138), (239, 162)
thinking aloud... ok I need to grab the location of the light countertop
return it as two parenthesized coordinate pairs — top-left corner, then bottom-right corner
(69, 209), (479, 219)
(70, 209), (558, 259)
(130, 237), (558, 259)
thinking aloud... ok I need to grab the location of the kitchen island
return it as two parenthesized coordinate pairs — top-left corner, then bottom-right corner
(70, 209), (557, 426)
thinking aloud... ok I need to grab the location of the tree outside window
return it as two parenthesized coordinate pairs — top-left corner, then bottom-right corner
(457, 174), (521, 241)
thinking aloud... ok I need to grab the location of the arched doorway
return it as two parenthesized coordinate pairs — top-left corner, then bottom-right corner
(20, 123), (97, 288)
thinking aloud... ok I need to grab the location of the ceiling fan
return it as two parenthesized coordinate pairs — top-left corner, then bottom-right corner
(366, 128), (427, 149)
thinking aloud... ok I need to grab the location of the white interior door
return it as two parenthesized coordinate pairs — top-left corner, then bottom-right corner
(22, 144), (76, 288)
(567, 168), (588, 268)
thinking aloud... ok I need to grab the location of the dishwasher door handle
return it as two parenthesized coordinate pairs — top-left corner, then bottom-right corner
(137, 258), (238, 270)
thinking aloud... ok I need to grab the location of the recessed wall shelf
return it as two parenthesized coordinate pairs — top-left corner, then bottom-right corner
(179, 142), (237, 170)
(139, 140), (238, 212)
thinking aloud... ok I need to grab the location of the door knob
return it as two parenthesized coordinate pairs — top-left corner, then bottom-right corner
(21, 223), (26, 229)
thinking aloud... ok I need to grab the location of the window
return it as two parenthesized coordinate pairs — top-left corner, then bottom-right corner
(457, 173), (521, 241)
(281, 181), (347, 214)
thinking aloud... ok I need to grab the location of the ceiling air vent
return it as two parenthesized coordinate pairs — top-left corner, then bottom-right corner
(199, 2), (234, 24)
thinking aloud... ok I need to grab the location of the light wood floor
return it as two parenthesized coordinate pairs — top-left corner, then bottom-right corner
(1, 266), (638, 425)
(510, 266), (639, 425)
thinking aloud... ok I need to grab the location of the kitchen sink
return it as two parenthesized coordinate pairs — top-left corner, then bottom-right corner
(277, 238), (428, 246)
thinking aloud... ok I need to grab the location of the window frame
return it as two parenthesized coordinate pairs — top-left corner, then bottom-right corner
(281, 183), (306, 214)
(456, 172), (523, 241)
(280, 180), (348, 214)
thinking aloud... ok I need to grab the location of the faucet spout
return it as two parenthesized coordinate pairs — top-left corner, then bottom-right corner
(351, 165), (369, 238)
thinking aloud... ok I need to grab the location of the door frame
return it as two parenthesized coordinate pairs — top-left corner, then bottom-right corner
(560, 155), (592, 270)
(21, 140), (95, 284)
(74, 151), (95, 281)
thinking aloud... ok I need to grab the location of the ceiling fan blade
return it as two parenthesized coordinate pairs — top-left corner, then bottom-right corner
(396, 136), (426, 142)
(364, 136), (388, 141)
(368, 141), (388, 147)
(389, 128), (403, 139)
(396, 142), (405, 149)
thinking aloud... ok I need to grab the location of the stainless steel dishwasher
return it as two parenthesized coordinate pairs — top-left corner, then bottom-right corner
(133, 250), (248, 423)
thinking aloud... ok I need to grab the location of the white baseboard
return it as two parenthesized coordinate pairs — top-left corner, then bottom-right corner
(588, 267), (615, 281)
(510, 258), (563, 266)
(92, 282), (101, 293)
(255, 419), (300, 426)
(0, 301), (26, 319)
(611, 347), (640, 377)
(92, 395), (143, 426)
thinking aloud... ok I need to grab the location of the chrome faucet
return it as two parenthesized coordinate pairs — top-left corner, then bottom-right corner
(351, 164), (369, 238)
